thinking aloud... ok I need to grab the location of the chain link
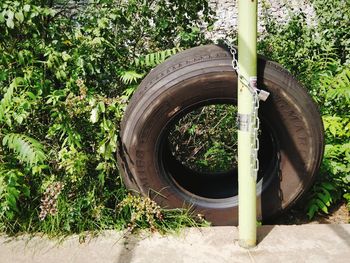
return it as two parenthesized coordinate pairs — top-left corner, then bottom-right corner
(225, 41), (261, 180)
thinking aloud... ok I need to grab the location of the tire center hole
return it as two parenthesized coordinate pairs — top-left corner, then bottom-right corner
(168, 104), (238, 174)
(160, 102), (276, 200)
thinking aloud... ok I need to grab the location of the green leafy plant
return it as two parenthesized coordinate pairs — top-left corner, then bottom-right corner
(260, 1), (350, 219)
(117, 194), (208, 233)
(0, 0), (214, 235)
(0, 166), (30, 225)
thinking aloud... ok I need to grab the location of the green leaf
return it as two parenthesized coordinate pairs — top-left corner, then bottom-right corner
(123, 86), (137, 98)
(15, 115), (24, 124)
(98, 143), (105, 154)
(26, 92), (36, 100)
(321, 182), (336, 191)
(23, 5), (30, 12)
(5, 211), (14, 220)
(343, 193), (350, 201)
(98, 101), (105, 113)
(6, 10), (14, 19)
(15, 11), (24, 23)
(98, 172), (105, 185)
(62, 52), (71, 61)
(22, 186), (30, 198)
(6, 18), (14, 29)
(0, 12), (5, 23)
(60, 70), (66, 79)
(316, 192), (331, 206)
(132, 48), (183, 69)
(7, 187), (20, 199)
(90, 108), (99, 123)
(0, 85), (14, 123)
(96, 162), (105, 170)
(6, 194), (18, 212)
(2, 133), (46, 165)
(315, 199), (328, 214)
(307, 204), (319, 219)
(119, 71), (144, 85)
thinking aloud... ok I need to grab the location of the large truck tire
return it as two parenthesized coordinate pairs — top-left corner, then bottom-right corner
(117, 44), (324, 225)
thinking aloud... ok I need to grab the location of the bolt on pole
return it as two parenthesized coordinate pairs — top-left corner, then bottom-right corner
(237, 0), (258, 248)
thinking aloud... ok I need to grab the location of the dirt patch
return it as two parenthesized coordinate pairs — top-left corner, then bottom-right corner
(267, 201), (350, 225)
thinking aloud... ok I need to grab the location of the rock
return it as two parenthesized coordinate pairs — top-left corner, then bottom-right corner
(206, 0), (316, 41)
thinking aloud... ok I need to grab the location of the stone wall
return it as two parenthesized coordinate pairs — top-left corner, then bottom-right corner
(207, 0), (315, 41)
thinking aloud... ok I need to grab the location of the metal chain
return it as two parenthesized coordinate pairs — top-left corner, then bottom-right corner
(251, 89), (260, 180)
(225, 41), (264, 180)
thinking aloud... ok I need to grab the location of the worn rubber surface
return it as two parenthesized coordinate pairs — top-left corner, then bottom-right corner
(117, 45), (324, 225)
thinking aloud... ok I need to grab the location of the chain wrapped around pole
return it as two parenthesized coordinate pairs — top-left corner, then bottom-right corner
(225, 41), (269, 180)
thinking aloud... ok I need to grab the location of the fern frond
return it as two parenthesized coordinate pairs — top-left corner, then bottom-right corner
(123, 85), (137, 98)
(119, 47), (183, 85)
(2, 133), (46, 165)
(119, 70), (145, 85)
(133, 47), (183, 68)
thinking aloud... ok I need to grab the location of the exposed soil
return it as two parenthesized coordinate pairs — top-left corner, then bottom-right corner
(267, 201), (349, 225)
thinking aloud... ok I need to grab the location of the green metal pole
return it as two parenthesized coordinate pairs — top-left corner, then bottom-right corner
(237, 0), (257, 248)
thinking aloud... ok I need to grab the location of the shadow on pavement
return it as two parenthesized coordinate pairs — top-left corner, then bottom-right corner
(327, 224), (350, 247)
(115, 232), (139, 263)
(257, 225), (275, 244)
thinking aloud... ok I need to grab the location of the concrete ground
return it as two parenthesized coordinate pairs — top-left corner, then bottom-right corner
(0, 224), (349, 263)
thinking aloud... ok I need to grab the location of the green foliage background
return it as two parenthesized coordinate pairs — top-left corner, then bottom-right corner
(259, 0), (350, 218)
(0, 0), (213, 234)
(0, 0), (349, 235)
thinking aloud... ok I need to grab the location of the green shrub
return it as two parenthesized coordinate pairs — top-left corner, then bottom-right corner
(0, 0), (213, 234)
(259, 0), (350, 218)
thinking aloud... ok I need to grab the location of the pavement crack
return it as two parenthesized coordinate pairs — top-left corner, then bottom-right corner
(247, 250), (256, 263)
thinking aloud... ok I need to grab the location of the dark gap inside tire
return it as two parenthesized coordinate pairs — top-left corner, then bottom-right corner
(158, 102), (278, 199)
